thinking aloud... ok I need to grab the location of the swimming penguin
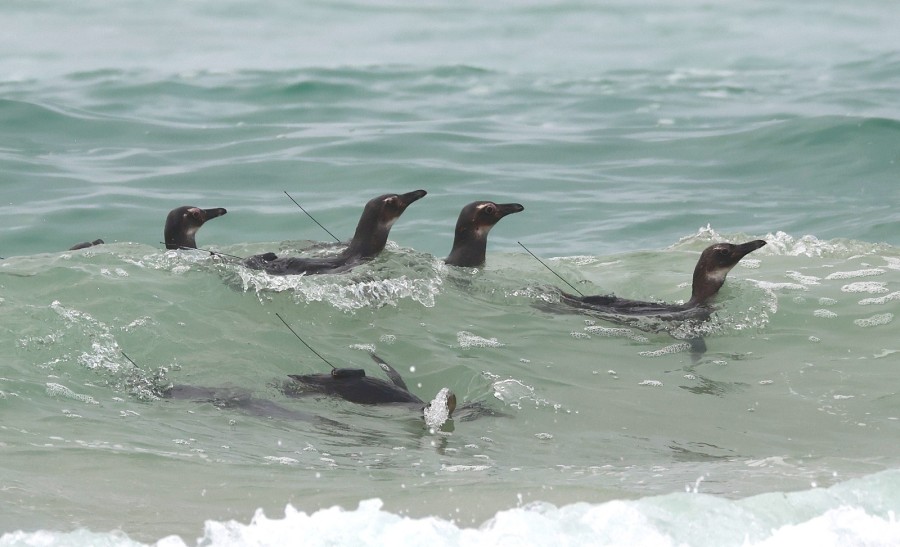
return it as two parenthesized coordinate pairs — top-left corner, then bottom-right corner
(116, 350), (318, 421)
(161, 384), (332, 422)
(244, 189), (427, 275)
(445, 201), (525, 267)
(556, 240), (767, 323)
(164, 206), (228, 250)
(284, 354), (457, 415)
(69, 239), (105, 251)
(274, 312), (437, 407)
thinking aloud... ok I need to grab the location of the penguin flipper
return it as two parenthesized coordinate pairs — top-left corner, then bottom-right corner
(370, 354), (409, 392)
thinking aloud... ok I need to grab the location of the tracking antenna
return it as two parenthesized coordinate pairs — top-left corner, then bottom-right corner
(275, 313), (366, 379)
(161, 243), (245, 261)
(274, 312), (337, 371)
(121, 351), (142, 369)
(517, 241), (585, 297)
(283, 190), (341, 243)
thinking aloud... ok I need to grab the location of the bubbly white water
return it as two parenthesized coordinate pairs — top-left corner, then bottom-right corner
(4, 470), (900, 547)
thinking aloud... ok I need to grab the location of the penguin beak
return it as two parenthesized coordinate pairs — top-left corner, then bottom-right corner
(497, 203), (525, 218)
(733, 239), (766, 259)
(202, 208), (227, 221)
(399, 190), (427, 207)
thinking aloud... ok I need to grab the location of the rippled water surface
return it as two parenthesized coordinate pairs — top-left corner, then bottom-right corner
(1, 1), (899, 545)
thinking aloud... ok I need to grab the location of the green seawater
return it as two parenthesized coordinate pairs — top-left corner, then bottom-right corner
(1, 0), (899, 544)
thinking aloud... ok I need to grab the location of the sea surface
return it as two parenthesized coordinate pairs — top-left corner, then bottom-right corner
(2, 1), (900, 545)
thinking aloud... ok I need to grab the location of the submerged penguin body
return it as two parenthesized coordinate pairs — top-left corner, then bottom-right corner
(285, 354), (424, 405)
(284, 353), (460, 423)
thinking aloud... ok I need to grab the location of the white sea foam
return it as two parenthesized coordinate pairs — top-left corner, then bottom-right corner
(45, 383), (99, 405)
(750, 280), (808, 292)
(234, 265), (443, 312)
(841, 282), (889, 294)
(853, 313), (894, 328)
(638, 380), (663, 387)
(638, 343), (691, 357)
(584, 326), (649, 343)
(825, 269), (885, 280)
(758, 231), (882, 258)
(6, 471), (900, 547)
(785, 271), (820, 285)
(858, 291), (900, 305)
(348, 343), (376, 352)
(263, 456), (299, 465)
(458, 331), (504, 349)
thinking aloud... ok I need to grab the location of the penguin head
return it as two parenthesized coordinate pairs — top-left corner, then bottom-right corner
(164, 206), (227, 249)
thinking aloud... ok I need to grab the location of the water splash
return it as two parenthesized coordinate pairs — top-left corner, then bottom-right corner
(45, 382), (99, 405)
(234, 268), (443, 312)
(638, 343), (692, 357)
(424, 387), (453, 430)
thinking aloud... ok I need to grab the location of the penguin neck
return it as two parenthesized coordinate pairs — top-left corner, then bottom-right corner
(687, 265), (727, 307)
(165, 227), (197, 250)
(446, 228), (488, 268)
(344, 217), (393, 259)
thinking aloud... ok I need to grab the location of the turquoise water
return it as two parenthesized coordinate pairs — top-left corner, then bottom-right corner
(2, 1), (900, 545)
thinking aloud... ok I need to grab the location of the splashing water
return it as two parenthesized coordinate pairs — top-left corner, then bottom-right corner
(424, 387), (453, 430)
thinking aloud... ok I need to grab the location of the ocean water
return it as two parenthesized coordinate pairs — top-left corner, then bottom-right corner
(2, 1), (900, 545)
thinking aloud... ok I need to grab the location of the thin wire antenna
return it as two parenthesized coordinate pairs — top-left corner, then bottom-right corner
(274, 312), (337, 371)
(121, 351), (141, 369)
(517, 241), (585, 297)
(284, 190), (341, 243)
(160, 243), (245, 261)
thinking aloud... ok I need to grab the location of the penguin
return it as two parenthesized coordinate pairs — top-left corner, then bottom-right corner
(445, 201), (525, 267)
(244, 190), (427, 275)
(557, 240), (767, 323)
(68, 239), (105, 251)
(164, 206), (228, 250)
(284, 354), (457, 417)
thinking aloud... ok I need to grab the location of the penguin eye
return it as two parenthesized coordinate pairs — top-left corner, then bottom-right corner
(482, 204), (496, 215)
(715, 247), (730, 257)
(190, 210), (203, 221)
(384, 197), (398, 208)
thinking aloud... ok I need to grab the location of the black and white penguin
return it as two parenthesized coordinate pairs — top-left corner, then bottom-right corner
(244, 190), (427, 275)
(445, 201), (524, 267)
(558, 240), (767, 322)
(285, 354), (451, 403)
(164, 206), (228, 250)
